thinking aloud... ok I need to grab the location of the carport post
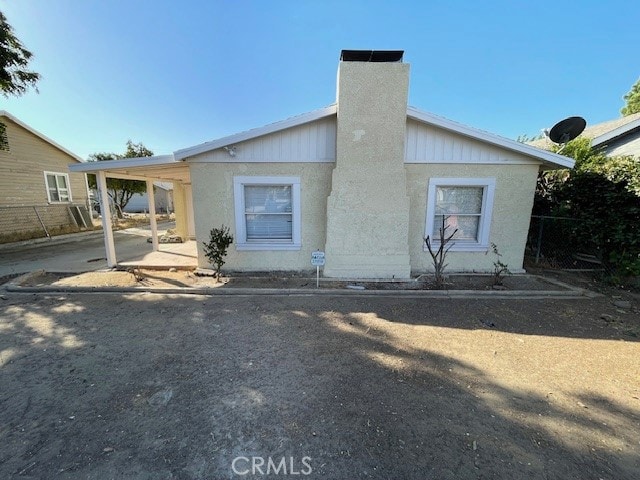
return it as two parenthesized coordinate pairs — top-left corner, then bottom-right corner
(146, 179), (159, 251)
(97, 171), (117, 267)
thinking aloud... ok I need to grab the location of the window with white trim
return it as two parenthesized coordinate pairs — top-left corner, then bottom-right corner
(424, 178), (495, 252)
(44, 171), (72, 203)
(233, 176), (301, 250)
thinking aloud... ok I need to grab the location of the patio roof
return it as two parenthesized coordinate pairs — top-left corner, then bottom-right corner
(69, 155), (189, 183)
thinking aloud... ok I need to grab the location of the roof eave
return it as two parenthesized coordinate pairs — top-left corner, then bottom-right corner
(591, 118), (640, 147)
(407, 107), (574, 169)
(68, 154), (177, 172)
(174, 104), (338, 160)
(0, 110), (84, 162)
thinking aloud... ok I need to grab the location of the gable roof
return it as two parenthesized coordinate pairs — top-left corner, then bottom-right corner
(172, 104), (573, 168)
(0, 110), (84, 162)
(174, 105), (338, 161)
(406, 107), (574, 168)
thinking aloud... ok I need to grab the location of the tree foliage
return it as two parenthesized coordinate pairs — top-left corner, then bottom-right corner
(534, 137), (640, 276)
(0, 10), (41, 150)
(0, 10), (40, 97)
(621, 78), (640, 116)
(88, 141), (153, 215)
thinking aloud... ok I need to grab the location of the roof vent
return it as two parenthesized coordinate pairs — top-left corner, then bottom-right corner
(340, 50), (404, 62)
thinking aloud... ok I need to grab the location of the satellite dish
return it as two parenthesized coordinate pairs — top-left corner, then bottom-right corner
(548, 116), (586, 144)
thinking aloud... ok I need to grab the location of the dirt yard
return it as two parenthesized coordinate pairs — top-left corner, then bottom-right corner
(0, 291), (639, 479)
(16, 269), (574, 292)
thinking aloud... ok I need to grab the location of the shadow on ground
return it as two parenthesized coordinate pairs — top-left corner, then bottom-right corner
(0, 293), (638, 479)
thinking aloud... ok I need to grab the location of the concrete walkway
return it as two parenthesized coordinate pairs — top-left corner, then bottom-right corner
(0, 222), (178, 276)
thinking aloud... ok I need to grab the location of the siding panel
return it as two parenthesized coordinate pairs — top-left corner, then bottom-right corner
(405, 119), (538, 165)
(188, 117), (337, 163)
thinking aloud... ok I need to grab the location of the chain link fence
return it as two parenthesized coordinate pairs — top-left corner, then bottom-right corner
(0, 204), (95, 244)
(525, 215), (612, 274)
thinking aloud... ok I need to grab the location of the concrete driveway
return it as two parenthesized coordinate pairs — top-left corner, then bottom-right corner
(0, 222), (175, 277)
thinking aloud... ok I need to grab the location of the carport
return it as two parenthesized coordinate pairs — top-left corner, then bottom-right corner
(69, 155), (193, 267)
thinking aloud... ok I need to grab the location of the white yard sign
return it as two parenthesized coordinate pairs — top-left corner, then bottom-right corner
(311, 251), (325, 287)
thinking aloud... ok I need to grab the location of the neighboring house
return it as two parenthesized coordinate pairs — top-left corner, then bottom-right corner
(71, 50), (572, 277)
(123, 181), (174, 213)
(531, 112), (640, 158)
(0, 111), (91, 243)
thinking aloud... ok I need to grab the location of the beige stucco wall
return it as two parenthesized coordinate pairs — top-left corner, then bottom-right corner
(189, 162), (333, 271)
(406, 163), (539, 274)
(172, 182), (188, 240)
(0, 116), (88, 206)
(324, 60), (412, 278)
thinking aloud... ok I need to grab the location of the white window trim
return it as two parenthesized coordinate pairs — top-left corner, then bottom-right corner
(44, 171), (72, 203)
(424, 177), (496, 252)
(233, 175), (301, 251)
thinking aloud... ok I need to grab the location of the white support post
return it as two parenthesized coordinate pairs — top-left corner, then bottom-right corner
(147, 179), (159, 251)
(97, 171), (117, 267)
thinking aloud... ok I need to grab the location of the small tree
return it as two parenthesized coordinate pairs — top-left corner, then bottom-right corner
(203, 225), (233, 280)
(488, 243), (511, 286)
(424, 216), (457, 289)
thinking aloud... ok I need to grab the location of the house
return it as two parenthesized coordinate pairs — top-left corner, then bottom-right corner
(531, 112), (640, 158)
(0, 111), (91, 243)
(122, 181), (174, 213)
(70, 50), (572, 278)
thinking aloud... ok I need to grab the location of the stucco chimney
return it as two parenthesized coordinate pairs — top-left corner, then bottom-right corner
(323, 50), (411, 278)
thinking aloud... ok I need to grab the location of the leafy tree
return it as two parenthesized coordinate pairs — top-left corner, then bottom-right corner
(0, 10), (41, 149)
(621, 78), (640, 116)
(0, 11), (40, 97)
(88, 141), (153, 216)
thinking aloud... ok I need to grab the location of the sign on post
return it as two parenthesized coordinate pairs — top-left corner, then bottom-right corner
(311, 251), (325, 288)
(311, 251), (325, 266)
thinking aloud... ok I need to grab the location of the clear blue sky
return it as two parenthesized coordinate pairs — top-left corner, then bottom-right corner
(1, 0), (639, 159)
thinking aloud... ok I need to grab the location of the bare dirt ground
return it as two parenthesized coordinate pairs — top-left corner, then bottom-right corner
(16, 269), (570, 292)
(1, 289), (639, 479)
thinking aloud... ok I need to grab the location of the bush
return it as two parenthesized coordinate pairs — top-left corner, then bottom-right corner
(202, 225), (233, 280)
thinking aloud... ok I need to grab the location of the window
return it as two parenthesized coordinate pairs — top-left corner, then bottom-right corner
(44, 172), (71, 203)
(424, 178), (495, 252)
(233, 176), (301, 250)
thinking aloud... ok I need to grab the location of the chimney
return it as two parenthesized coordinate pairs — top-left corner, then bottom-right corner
(323, 50), (411, 278)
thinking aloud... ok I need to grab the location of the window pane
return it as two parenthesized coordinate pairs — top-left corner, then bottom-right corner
(49, 188), (60, 202)
(57, 175), (68, 188)
(435, 186), (483, 214)
(245, 185), (291, 213)
(46, 175), (57, 189)
(59, 189), (70, 201)
(433, 215), (479, 241)
(246, 213), (292, 240)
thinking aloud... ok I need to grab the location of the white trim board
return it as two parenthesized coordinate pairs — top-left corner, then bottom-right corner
(175, 105), (338, 161)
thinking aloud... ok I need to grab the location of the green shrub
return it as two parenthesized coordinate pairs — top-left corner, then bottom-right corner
(203, 225), (233, 279)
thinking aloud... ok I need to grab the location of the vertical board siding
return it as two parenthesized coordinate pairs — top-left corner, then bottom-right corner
(189, 117), (337, 163)
(405, 119), (534, 164)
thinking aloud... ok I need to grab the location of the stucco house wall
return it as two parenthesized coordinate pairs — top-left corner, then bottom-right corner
(189, 162), (333, 271)
(180, 51), (571, 277)
(406, 163), (538, 274)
